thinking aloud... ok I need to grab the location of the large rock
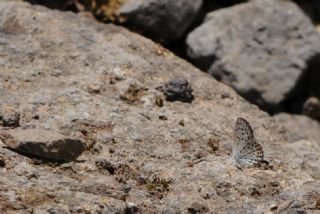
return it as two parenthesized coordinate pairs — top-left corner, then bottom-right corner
(0, 129), (85, 162)
(186, 0), (320, 111)
(118, 0), (203, 42)
(0, 1), (320, 213)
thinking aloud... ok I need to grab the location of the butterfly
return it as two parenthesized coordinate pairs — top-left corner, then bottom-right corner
(232, 117), (267, 168)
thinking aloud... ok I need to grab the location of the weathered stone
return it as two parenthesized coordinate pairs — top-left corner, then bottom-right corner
(118, 0), (203, 42)
(1, 129), (85, 162)
(186, 0), (320, 111)
(156, 77), (194, 103)
(187, 202), (209, 214)
(303, 96), (320, 121)
(125, 202), (139, 214)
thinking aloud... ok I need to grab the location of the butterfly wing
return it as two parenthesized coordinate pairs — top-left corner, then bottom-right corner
(233, 117), (264, 166)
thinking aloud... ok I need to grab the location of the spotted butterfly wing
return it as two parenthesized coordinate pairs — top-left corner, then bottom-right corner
(233, 117), (264, 167)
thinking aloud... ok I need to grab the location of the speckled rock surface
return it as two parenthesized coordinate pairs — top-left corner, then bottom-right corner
(273, 113), (320, 143)
(0, 1), (320, 213)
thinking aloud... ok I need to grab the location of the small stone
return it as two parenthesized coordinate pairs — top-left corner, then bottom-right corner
(122, 185), (132, 193)
(157, 77), (194, 103)
(155, 96), (164, 107)
(303, 96), (320, 121)
(0, 155), (5, 167)
(87, 82), (103, 94)
(0, 106), (20, 127)
(0, 129), (85, 162)
(187, 202), (209, 214)
(158, 115), (167, 120)
(270, 204), (278, 211)
(125, 202), (139, 214)
(221, 92), (231, 99)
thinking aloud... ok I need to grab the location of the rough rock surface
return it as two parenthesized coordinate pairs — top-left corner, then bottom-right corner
(118, 0), (203, 42)
(0, 1), (320, 213)
(0, 128), (85, 162)
(273, 113), (320, 143)
(186, 0), (320, 111)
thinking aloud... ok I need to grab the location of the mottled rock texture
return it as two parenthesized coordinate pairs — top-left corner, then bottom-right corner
(187, 0), (320, 111)
(0, 1), (319, 213)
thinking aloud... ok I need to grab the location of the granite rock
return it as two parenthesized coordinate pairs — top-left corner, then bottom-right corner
(0, 1), (320, 213)
(186, 0), (320, 111)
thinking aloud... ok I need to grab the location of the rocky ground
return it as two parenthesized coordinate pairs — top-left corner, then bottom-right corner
(24, 0), (320, 120)
(0, 0), (320, 213)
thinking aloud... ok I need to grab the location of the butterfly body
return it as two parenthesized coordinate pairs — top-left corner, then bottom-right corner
(233, 117), (264, 168)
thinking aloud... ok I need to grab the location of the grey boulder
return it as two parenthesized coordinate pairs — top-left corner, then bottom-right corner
(186, 0), (320, 110)
(118, 0), (202, 42)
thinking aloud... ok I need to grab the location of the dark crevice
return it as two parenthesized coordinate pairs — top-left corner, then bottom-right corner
(238, 88), (281, 114)
(25, 0), (81, 12)
(281, 54), (320, 115)
(293, 0), (320, 24)
(165, 0), (247, 64)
